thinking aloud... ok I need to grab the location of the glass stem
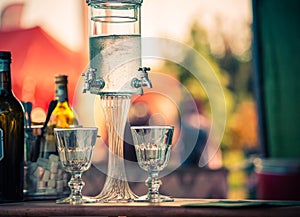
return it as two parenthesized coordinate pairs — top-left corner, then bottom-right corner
(69, 172), (85, 199)
(146, 171), (161, 200)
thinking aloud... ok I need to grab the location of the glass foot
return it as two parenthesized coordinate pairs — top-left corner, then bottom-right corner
(134, 194), (174, 203)
(56, 195), (99, 204)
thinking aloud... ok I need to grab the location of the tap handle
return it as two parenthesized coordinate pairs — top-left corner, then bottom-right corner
(138, 67), (152, 88)
(138, 67), (151, 74)
(132, 67), (153, 90)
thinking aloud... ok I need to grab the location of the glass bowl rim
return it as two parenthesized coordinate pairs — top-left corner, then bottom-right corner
(54, 127), (98, 131)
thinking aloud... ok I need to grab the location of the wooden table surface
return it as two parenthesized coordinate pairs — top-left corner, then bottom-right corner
(1, 198), (300, 217)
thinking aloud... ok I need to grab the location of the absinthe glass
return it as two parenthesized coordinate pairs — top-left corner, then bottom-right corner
(54, 127), (98, 204)
(131, 126), (174, 202)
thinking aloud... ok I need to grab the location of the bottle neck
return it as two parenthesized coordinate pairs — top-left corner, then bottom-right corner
(0, 61), (12, 95)
(55, 83), (68, 103)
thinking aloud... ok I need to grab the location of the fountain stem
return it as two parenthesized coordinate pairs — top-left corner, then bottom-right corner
(96, 94), (137, 202)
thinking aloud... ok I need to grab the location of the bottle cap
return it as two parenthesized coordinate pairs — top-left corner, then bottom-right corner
(0, 51), (11, 60)
(55, 75), (68, 84)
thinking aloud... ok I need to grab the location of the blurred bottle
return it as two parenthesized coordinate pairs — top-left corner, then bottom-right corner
(50, 75), (77, 128)
(0, 51), (24, 202)
(41, 75), (77, 158)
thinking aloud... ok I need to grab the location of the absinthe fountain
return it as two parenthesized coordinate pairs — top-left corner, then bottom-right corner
(82, 0), (152, 202)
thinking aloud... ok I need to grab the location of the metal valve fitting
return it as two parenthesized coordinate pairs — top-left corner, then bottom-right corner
(82, 68), (105, 93)
(131, 67), (152, 89)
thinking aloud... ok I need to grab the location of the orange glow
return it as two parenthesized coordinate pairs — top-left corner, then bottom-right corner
(0, 26), (87, 113)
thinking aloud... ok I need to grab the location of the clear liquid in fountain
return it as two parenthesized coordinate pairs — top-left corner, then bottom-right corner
(89, 35), (141, 95)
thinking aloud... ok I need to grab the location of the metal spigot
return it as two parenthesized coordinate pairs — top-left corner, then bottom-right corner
(139, 67), (152, 88)
(82, 68), (105, 93)
(131, 67), (152, 89)
(82, 68), (95, 93)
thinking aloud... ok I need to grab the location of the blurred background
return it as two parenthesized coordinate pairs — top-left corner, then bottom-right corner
(1, 0), (299, 200)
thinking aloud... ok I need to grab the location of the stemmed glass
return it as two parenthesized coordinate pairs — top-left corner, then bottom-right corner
(130, 126), (174, 202)
(54, 127), (98, 204)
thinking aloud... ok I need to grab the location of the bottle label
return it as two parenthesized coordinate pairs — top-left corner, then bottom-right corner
(0, 128), (3, 161)
(56, 85), (68, 102)
(0, 62), (9, 71)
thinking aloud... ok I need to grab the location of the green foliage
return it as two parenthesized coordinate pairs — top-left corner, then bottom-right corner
(161, 20), (256, 151)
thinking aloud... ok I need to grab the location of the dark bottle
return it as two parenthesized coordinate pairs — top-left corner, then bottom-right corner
(0, 51), (24, 202)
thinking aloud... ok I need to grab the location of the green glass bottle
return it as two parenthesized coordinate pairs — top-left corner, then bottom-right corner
(0, 51), (24, 202)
